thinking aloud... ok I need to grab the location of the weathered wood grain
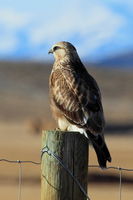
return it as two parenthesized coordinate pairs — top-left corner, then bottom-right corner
(41, 130), (88, 200)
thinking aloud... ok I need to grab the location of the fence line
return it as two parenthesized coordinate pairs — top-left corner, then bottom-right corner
(1, 158), (133, 171)
(88, 164), (133, 171)
(0, 159), (40, 165)
(0, 157), (133, 200)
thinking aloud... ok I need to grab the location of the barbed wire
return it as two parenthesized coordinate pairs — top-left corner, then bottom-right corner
(0, 159), (40, 165)
(1, 158), (133, 171)
(0, 159), (40, 200)
(0, 157), (133, 200)
(88, 164), (133, 171)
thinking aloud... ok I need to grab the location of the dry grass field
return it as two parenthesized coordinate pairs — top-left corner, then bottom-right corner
(0, 61), (133, 199)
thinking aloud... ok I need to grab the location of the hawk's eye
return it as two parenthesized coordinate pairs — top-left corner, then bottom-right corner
(53, 46), (61, 51)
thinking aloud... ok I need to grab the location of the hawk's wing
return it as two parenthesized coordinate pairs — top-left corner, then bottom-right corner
(50, 64), (105, 133)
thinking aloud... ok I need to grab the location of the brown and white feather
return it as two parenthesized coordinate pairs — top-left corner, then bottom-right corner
(49, 42), (105, 134)
(48, 41), (111, 168)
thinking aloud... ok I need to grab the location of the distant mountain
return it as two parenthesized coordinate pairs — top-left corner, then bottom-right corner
(97, 51), (133, 68)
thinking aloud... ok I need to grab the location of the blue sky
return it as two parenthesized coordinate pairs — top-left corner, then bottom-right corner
(0, 0), (133, 62)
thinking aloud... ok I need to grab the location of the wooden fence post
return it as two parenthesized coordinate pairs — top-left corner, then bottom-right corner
(41, 130), (88, 200)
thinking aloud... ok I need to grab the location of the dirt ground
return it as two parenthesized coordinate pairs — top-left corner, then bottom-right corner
(0, 121), (132, 200)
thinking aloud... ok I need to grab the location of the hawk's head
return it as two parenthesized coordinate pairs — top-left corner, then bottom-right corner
(48, 41), (78, 61)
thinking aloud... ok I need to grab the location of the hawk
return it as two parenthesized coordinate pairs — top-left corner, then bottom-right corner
(48, 41), (111, 168)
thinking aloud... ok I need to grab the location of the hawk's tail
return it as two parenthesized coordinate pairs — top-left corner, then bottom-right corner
(86, 131), (111, 168)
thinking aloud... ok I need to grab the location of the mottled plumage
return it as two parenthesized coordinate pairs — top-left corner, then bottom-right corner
(49, 41), (111, 168)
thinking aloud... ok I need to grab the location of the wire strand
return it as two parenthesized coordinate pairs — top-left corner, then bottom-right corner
(0, 158), (133, 200)
(18, 161), (22, 200)
(119, 167), (122, 200)
(88, 165), (133, 172)
(0, 159), (40, 165)
(41, 146), (91, 200)
(0, 159), (133, 172)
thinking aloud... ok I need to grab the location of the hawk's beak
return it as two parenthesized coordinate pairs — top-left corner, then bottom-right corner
(48, 48), (53, 54)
